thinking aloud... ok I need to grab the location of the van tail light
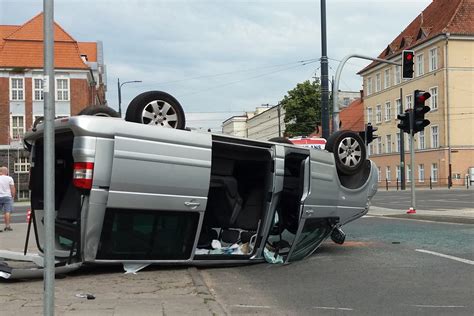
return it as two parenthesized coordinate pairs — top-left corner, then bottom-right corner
(73, 162), (94, 190)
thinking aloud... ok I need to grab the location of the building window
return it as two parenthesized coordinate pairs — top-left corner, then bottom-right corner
(430, 86), (438, 110)
(384, 69), (390, 89)
(375, 73), (381, 92)
(418, 164), (425, 183)
(386, 134), (392, 153)
(14, 157), (30, 173)
(429, 47), (438, 71)
(56, 78), (70, 101)
(377, 137), (382, 155)
(11, 115), (25, 140)
(396, 98), (402, 115)
(416, 53), (424, 76)
(385, 101), (391, 121)
(367, 107), (373, 123)
(377, 167), (382, 182)
(394, 65), (401, 85)
(406, 165), (412, 183)
(10, 77), (24, 101)
(33, 78), (44, 101)
(386, 166), (391, 182)
(418, 130), (425, 149)
(376, 105), (382, 123)
(343, 97), (350, 106)
(17, 190), (30, 200)
(368, 143), (372, 156)
(431, 125), (439, 148)
(405, 95), (412, 110)
(396, 132), (401, 152)
(367, 77), (373, 95)
(431, 163), (438, 182)
(396, 165), (401, 182)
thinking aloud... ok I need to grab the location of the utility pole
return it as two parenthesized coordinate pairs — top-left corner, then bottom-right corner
(43, 0), (55, 314)
(320, 0), (329, 139)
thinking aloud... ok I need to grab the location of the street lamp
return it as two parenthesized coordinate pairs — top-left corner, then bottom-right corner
(118, 78), (142, 117)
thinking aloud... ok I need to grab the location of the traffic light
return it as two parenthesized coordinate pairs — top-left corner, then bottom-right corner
(366, 123), (378, 144)
(413, 89), (431, 133)
(397, 109), (411, 134)
(402, 50), (415, 79)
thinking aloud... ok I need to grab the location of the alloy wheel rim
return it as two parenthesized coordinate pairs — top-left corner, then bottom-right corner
(141, 100), (178, 128)
(337, 137), (362, 168)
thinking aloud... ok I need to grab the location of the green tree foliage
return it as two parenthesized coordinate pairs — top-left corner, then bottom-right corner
(280, 80), (321, 137)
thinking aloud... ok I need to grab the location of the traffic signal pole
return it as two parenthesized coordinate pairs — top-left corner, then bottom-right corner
(409, 110), (416, 213)
(332, 54), (400, 133)
(399, 88), (406, 190)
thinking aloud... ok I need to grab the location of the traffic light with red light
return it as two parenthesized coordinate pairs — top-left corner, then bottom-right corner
(413, 89), (431, 133)
(397, 109), (411, 134)
(402, 50), (415, 79)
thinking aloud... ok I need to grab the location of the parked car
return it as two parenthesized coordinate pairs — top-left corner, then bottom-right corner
(1, 91), (377, 278)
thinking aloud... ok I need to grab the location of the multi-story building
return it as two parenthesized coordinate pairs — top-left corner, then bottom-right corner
(0, 12), (107, 199)
(358, 0), (474, 187)
(222, 90), (361, 140)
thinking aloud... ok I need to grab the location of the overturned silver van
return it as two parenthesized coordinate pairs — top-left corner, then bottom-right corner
(17, 115), (377, 273)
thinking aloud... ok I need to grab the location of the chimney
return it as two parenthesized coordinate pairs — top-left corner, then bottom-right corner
(359, 89), (364, 101)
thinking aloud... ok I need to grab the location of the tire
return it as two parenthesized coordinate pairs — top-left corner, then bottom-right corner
(326, 130), (366, 176)
(268, 137), (293, 145)
(32, 116), (44, 131)
(125, 91), (186, 129)
(78, 105), (120, 117)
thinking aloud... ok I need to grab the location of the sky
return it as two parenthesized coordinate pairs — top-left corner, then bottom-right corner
(1, 0), (431, 130)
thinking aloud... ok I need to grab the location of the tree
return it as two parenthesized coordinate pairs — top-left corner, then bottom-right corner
(280, 79), (321, 137)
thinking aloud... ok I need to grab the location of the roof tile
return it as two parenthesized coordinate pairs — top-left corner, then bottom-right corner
(360, 0), (473, 74)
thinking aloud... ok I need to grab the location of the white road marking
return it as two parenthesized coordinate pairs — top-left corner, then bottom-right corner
(415, 249), (474, 265)
(313, 306), (354, 311)
(232, 305), (272, 309)
(363, 215), (374, 218)
(412, 305), (465, 308)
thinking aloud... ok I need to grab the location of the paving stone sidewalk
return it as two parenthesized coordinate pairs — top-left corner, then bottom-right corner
(0, 223), (227, 316)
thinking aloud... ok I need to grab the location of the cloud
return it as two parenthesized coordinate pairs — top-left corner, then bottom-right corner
(1, 0), (431, 129)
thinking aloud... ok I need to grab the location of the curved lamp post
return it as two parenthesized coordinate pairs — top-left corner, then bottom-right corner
(117, 79), (142, 117)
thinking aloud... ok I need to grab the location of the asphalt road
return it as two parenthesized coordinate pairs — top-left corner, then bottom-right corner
(371, 188), (473, 211)
(202, 215), (474, 315)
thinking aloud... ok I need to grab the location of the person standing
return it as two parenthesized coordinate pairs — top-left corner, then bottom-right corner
(0, 166), (16, 232)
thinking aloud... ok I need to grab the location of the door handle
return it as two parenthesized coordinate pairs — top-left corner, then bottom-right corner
(184, 201), (200, 209)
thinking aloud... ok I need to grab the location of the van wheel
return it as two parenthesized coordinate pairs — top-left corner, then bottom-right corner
(125, 91), (186, 129)
(32, 116), (44, 131)
(268, 137), (293, 145)
(326, 130), (366, 175)
(78, 105), (120, 117)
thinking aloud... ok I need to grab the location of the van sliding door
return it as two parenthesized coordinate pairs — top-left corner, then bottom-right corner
(99, 131), (212, 261)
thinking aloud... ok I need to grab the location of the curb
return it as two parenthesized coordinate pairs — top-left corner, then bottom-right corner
(188, 267), (229, 315)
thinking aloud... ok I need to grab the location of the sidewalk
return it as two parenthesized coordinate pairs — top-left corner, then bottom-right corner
(0, 223), (227, 316)
(368, 206), (474, 224)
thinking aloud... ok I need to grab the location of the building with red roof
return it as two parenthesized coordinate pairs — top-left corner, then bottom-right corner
(358, 0), (474, 187)
(0, 12), (107, 199)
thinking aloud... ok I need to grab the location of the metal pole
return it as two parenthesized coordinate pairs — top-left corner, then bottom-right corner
(117, 78), (122, 117)
(399, 88), (406, 191)
(118, 80), (141, 118)
(409, 110), (416, 211)
(332, 54), (400, 132)
(320, 0), (329, 139)
(277, 104), (281, 137)
(43, 0), (55, 314)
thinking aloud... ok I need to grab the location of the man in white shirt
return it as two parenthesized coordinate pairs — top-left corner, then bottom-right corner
(0, 166), (16, 232)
